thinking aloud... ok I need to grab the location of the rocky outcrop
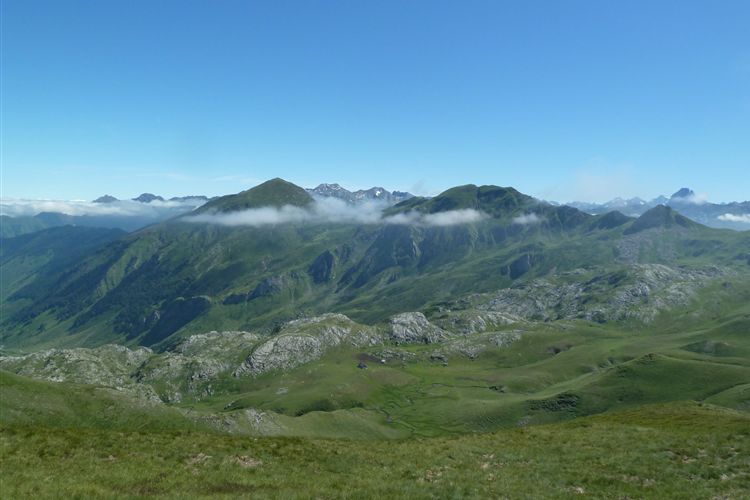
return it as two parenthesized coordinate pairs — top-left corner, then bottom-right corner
(432, 310), (519, 334)
(234, 314), (381, 377)
(389, 312), (449, 344)
(0, 344), (161, 403)
(137, 330), (260, 402)
(0, 344), (152, 387)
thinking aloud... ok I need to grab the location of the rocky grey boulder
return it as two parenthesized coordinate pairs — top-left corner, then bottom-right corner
(389, 312), (449, 344)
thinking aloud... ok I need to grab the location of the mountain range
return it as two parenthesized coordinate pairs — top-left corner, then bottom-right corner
(308, 183), (414, 204)
(565, 187), (750, 230)
(2, 177), (749, 496)
(2, 178), (748, 352)
(0, 185), (415, 237)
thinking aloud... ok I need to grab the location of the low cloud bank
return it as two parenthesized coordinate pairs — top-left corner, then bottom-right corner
(384, 208), (487, 226)
(718, 213), (750, 224)
(187, 197), (487, 227)
(512, 213), (542, 225)
(1, 198), (205, 218)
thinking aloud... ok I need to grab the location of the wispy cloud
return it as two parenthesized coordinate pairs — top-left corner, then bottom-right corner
(718, 213), (750, 224)
(674, 192), (709, 205)
(186, 197), (486, 227)
(511, 213), (542, 225)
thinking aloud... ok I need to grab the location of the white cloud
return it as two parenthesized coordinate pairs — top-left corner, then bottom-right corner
(186, 198), (487, 228)
(718, 213), (750, 224)
(0, 198), (205, 218)
(188, 205), (312, 226)
(512, 213), (542, 225)
(384, 209), (487, 226)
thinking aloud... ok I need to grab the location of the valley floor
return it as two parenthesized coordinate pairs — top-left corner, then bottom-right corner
(1, 402), (748, 499)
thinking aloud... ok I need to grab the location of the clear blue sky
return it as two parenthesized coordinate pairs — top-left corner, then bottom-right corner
(2, 0), (749, 202)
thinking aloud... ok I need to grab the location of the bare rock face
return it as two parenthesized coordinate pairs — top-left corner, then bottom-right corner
(234, 314), (381, 377)
(389, 312), (449, 344)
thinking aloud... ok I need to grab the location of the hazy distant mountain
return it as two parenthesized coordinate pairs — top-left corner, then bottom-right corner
(93, 195), (119, 204)
(132, 193), (165, 203)
(670, 187), (695, 200)
(1, 194), (208, 237)
(169, 195), (209, 203)
(308, 183), (414, 205)
(566, 188), (750, 231)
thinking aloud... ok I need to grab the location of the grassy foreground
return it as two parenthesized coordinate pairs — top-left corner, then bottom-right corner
(1, 402), (748, 499)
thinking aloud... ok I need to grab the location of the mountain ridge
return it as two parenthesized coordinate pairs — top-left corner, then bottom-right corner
(2, 178), (747, 352)
(566, 187), (750, 231)
(308, 183), (414, 204)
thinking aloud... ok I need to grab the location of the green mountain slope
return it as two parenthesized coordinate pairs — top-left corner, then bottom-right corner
(0, 214), (49, 238)
(1, 226), (126, 330)
(2, 279), (748, 437)
(194, 177), (313, 213)
(0, 370), (199, 431)
(1, 179), (748, 350)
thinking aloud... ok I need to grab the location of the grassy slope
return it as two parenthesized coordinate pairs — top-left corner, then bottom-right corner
(172, 286), (750, 438)
(195, 324), (749, 436)
(0, 371), (201, 432)
(1, 402), (747, 498)
(1, 247), (748, 496)
(3, 282), (746, 442)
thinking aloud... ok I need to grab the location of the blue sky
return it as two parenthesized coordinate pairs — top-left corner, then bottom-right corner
(2, 0), (749, 202)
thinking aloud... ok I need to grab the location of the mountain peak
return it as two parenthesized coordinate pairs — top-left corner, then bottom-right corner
(624, 204), (698, 234)
(196, 178), (313, 213)
(388, 184), (531, 217)
(670, 188), (695, 200)
(93, 195), (118, 203)
(309, 183), (414, 205)
(314, 183), (345, 191)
